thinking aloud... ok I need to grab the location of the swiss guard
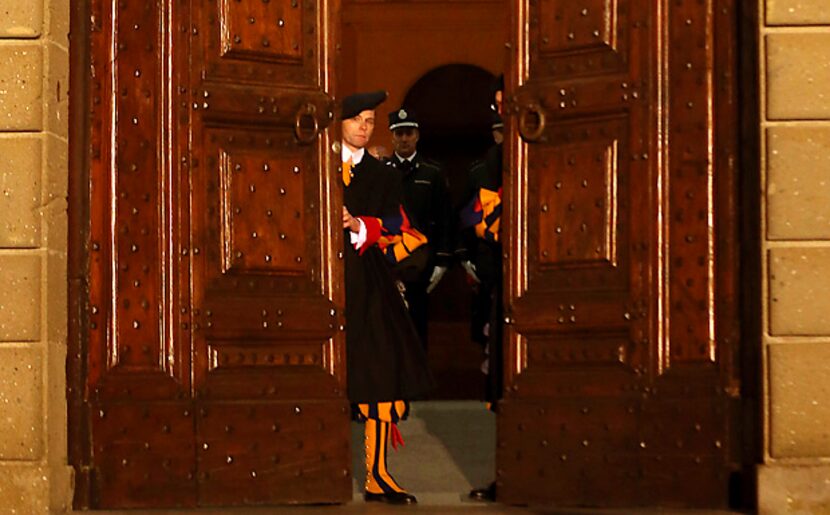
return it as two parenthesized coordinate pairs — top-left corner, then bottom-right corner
(339, 90), (435, 504)
(457, 91), (505, 503)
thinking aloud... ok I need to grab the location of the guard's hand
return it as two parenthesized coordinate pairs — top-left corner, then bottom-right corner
(426, 266), (448, 294)
(342, 206), (361, 232)
(461, 260), (480, 284)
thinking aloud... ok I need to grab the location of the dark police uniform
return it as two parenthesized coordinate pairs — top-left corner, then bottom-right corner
(385, 108), (453, 348)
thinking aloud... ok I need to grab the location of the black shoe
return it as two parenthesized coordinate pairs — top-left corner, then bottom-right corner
(468, 481), (496, 502)
(364, 491), (418, 504)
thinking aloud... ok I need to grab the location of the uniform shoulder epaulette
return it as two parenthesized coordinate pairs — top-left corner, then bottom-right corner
(468, 159), (487, 172)
(418, 159), (441, 171)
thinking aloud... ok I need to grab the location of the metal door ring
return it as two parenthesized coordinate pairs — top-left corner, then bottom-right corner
(294, 103), (319, 144)
(518, 103), (546, 142)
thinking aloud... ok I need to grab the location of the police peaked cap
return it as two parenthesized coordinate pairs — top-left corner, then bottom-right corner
(341, 90), (388, 119)
(388, 108), (419, 131)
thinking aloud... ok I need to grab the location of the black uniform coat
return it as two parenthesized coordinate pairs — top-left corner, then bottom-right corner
(457, 143), (503, 404)
(458, 144), (502, 285)
(385, 154), (452, 346)
(387, 154), (453, 271)
(344, 153), (435, 403)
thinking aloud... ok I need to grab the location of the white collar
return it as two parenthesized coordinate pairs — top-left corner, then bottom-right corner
(395, 151), (417, 163)
(342, 145), (365, 165)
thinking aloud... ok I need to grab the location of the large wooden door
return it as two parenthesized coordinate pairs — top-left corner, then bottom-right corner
(499, 0), (741, 507)
(82, 0), (345, 508)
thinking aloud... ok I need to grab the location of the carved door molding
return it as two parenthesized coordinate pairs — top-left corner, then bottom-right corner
(500, 0), (742, 507)
(78, 0), (344, 508)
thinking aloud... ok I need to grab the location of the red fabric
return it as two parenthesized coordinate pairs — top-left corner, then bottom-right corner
(395, 205), (427, 244)
(390, 423), (405, 451)
(398, 206), (412, 233)
(356, 216), (382, 255)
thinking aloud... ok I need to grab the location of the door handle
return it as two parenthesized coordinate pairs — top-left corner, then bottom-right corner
(294, 103), (320, 144)
(517, 102), (547, 143)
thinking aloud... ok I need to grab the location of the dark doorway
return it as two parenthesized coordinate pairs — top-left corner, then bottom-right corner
(403, 64), (497, 400)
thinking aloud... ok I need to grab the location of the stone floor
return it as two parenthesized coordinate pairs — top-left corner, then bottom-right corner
(96, 401), (742, 515)
(98, 508), (741, 514)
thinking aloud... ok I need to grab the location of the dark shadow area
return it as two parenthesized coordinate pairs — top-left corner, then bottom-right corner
(736, 0), (762, 511)
(403, 63), (496, 207)
(402, 64), (499, 400)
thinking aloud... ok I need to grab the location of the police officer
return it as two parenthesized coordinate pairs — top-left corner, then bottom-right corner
(386, 108), (453, 349)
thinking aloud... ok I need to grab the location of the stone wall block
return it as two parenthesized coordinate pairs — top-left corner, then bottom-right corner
(0, 135), (42, 248)
(766, 0), (830, 26)
(0, 0), (43, 39)
(0, 43), (43, 131)
(757, 464), (830, 514)
(769, 343), (830, 458)
(44, 249), (66, 342)
(45, 42), (68, 140)
(41, 199), (67, 257)
(0, 345), (43, 460)
(46, 0), (69, 44)
(766, 126), (830, 239)
(0, 252), (41, 341)
(0, 464), (49, 513)
(769, 247), (830, 335)
(43, 133), (67, 205)
(766, 33), (830, 120)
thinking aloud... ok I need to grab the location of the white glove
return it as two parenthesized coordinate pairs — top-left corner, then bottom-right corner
(395, 280), (409, 308)
(426, 266), (448, 294)
(461, 260), (480, 284)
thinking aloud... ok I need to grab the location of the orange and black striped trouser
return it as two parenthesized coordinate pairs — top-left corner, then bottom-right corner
(354, 401), (409, 494)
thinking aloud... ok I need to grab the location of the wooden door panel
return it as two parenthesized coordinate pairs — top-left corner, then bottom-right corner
(196, 128), (320, 290)
(87, 0), (194, 507)
(502, 0), (740, 507)
(87, 0), (189, 393)
(201, 0), (319, 83)
(507, 0), (648, 397)
(91, 403), (197, 508)
(84, 0), (343, 508)
(196, 402), (351, 505)
(535, 0), (629, 75)
(498, 399), (640, 504)
(190, 0), (346, 506)
(218, 0), (305, 62)
(636, 396), (734, 506)
(529, 116), (628, 287)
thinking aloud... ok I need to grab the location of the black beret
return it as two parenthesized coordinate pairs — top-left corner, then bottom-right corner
(388, 108), (419, 130)
(341, 90), (387, 119)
